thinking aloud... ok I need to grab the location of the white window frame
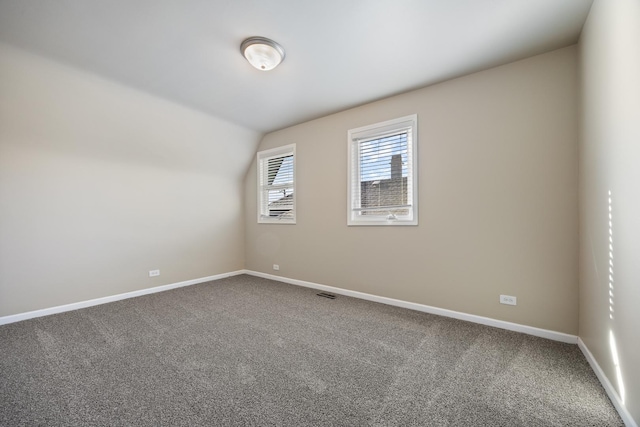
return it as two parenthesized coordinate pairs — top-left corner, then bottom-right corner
(347, 114), (418, 226)
(257, 144), (296, 224)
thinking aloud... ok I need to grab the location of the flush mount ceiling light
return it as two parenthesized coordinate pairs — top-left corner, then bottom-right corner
(240, 37), (285, 71)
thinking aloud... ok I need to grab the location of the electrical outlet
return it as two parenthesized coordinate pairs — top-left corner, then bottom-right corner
(149, 270), (160, 277)
(500, 295), (517, 305)
(273, 264), (280, 271)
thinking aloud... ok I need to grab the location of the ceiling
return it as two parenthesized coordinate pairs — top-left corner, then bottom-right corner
(0, 0), (593, 133)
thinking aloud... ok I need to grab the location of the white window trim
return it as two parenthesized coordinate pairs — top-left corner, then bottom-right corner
(347, 114), (418, 226)
(257, 144), (296, 224)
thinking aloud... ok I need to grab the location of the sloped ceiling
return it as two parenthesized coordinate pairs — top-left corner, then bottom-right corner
(0, 0), (593, 133)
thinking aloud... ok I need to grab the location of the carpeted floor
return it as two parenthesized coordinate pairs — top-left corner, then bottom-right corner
(0, 275), (623, 426)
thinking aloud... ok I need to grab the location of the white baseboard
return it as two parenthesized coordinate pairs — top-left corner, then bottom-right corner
(0, 270), (246, 326)
(245, 270), (578, 344)
(578, 338), (637, 427)
(1, 269), (579, 345)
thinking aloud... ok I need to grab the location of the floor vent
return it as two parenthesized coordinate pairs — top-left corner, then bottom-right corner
(316, 292), (336, 300)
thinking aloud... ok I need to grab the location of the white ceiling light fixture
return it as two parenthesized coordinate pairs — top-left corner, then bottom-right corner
(241, 36), (285, 71)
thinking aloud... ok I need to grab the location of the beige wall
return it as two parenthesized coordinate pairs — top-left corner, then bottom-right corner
(245, 46), (579, 334)
(579, 0), (640, 423)
(0, 43), (260, 317)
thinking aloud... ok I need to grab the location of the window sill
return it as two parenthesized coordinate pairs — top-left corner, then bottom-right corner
(347, 219), (417, 226)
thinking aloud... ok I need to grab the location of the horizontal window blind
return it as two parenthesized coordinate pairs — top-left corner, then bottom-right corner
(257, 145), (296, 223)
(347, 115), (418, 225)
(353, 130), (412, 215)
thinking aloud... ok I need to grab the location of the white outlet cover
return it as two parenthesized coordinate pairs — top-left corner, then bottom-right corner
(273, 264), (280, 271)
(149, 270), (160, 277)
(500, 295), (517, 305)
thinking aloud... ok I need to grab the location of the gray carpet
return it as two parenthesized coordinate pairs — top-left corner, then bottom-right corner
(0, 274), (623, 426)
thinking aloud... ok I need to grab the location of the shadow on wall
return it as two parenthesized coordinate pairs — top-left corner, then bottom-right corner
(607, 190), (626, 405)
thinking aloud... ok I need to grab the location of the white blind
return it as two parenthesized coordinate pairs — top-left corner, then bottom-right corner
(347, 114), (418, 226)
(258, 145), (295, 223)
(352, 129), (413, 217)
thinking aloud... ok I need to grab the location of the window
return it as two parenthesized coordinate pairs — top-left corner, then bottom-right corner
(257, 144), (296, 224)
(348, 115), (418, 226)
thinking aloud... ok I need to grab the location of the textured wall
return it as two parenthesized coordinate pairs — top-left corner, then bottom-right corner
(0, 43), (260, 317)
(246, 46), (579, 334)
(579, 0), (640, 423)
